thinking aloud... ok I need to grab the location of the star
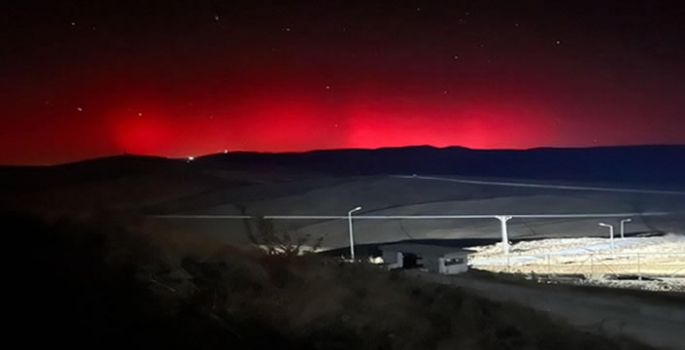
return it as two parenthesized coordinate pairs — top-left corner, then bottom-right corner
(555, 40), (562, 45)
(76, 107), (83, 112)
(214, 15), (220, 21)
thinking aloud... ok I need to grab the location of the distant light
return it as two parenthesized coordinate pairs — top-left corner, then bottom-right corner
(223, 149), (228, 154)
(187, 156), (194, 162)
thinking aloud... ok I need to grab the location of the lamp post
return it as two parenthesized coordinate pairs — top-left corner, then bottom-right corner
(599, 222), (614, 252)
(620, 218), (632, 239)
(348, 206), (362, 261)
(496, 215), (513, 255)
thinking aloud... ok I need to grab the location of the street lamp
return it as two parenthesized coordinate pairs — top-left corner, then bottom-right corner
(348, 206), (362, 261)
(599, 222), (615, 251)
(496, 216), (512, 255)
(620, 218), (632, 239)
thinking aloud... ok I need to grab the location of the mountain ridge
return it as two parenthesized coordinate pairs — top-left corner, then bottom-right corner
(1, 145), (683, 188)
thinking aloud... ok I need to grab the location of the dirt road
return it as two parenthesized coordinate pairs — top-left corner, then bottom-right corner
(407, 271), (685, 350)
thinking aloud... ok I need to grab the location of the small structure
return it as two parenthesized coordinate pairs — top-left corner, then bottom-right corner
(379, 243), (470, 275)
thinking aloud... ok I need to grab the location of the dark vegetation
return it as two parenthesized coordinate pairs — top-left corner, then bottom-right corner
(11, 211), (656, 350)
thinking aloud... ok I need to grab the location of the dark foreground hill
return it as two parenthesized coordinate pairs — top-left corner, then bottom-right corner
(196, 145), (685, 187)
(0, 155), (251, 211)
(9, 211), (654, 350)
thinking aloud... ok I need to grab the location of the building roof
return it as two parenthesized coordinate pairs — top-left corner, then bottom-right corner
(379, 243), (469, 259)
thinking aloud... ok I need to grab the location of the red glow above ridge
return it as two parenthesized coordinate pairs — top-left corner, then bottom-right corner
(108, 104), (174, 155)
(2, 81), (680, 165)
(92, 91), (598, 161)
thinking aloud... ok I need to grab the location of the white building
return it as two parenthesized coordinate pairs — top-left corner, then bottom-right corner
(379, 243), (470, 275)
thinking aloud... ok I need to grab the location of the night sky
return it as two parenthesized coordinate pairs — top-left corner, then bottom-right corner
(2, 0), (684, 165)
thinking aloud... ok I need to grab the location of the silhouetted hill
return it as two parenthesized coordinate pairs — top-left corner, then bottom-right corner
(2, 146), (683, 196)
(0, 155), (238, 194)
(196, 145), (685, 187)
(0, 155), (251, 211)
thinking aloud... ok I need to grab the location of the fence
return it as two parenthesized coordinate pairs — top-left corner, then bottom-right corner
(469, 252), (685, 280)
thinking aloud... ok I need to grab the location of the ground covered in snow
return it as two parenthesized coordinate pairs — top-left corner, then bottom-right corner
(467, 234), (685, 292)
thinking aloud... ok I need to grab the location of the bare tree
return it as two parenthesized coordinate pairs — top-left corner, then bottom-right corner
(244, 214), (323, 256)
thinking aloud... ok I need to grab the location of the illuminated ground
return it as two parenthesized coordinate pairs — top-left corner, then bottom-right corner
(159, 174), (685, 250)
(468, 235), (685, 292)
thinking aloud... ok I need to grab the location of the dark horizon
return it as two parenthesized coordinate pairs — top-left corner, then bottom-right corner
(3, 144), (682, 191)
(2, 143), (684, 167)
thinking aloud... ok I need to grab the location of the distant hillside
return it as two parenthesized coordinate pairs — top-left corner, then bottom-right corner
(2, 145), (682, 213)
(5, 146), (682, 189)
(197, 146), (685, 185)
(196, 145), (685, 187)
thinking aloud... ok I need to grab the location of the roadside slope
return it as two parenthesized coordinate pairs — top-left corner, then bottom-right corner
(409, 271), (685, 350)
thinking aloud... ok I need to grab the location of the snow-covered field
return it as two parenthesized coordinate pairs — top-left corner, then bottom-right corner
(467, 234), (685, 292)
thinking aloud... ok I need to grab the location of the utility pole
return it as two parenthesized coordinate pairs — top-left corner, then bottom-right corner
(620, 218), (632, 239)
(347, 206), (362, 261)
(496, 215), (513, 255)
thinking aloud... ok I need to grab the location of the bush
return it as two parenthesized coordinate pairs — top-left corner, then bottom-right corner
(246, 216), (323, 256)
